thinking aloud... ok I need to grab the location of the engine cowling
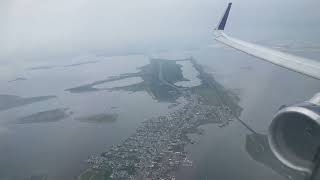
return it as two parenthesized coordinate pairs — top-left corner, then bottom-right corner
(268, 93), (320, 174)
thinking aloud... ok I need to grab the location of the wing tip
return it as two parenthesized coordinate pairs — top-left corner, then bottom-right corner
(217, 2), (232, 30)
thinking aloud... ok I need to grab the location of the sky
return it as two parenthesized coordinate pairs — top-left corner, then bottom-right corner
(0, 0), (320, 61)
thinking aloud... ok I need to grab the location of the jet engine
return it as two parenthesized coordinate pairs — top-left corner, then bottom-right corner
(268, 93), (320, 175)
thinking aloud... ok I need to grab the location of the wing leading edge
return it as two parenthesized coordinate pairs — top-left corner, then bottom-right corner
(214, 3), (320, 80)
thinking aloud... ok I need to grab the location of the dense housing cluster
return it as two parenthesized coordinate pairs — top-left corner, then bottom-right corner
(87, 93), (234, 179)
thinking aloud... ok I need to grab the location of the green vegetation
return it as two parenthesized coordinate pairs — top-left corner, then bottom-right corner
(193, 83), (242, 117)
(66, 74), (139, 93)
(0, 94), (56, 111)
(78, 169), (112, 180)
(160, 60), (186, 83)
(193, 83), (240, 109)
(193, 86), (222, 106)
(17, 108), (69, 124)
(191, 59), (242, 117)
(67, 58), (186, 102)
(77, 113), (118, 123)
(66, 57), (242, 114)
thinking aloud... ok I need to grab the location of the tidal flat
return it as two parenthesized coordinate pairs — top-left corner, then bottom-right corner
(0, 94), (56, 111)
(78, 57), (243, 180)
(17, 108), (70, 124)
(76, 113), (118, 123)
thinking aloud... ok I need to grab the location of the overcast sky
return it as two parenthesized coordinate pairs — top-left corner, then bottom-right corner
(1, 0), (319, 60)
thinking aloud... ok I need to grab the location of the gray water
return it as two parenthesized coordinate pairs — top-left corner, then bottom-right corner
(1, 37), (320, 180)
(174, 42), (320, 180)
(0, 55), (171, 180)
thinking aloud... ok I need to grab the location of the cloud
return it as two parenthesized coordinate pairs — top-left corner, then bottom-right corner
(0, 0), (319, 60)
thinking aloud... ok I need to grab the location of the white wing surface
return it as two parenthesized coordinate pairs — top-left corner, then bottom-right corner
(214, 3), (320, 80)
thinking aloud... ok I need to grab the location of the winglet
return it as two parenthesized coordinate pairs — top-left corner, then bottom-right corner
(217, 3), (232, 30)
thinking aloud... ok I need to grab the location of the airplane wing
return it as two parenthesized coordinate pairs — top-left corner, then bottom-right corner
(214, 3), (320, 80)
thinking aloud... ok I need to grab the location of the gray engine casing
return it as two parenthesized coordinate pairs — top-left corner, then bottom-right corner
(268, 99), (320, 174)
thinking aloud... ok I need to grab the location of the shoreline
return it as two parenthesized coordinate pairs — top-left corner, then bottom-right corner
(78, 58), (241, 180)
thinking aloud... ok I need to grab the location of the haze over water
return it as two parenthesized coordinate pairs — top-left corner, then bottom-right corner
(1, 0), (320, 179)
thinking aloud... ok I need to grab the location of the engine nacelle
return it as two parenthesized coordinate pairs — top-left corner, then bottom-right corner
(268, 93), (320, 174)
